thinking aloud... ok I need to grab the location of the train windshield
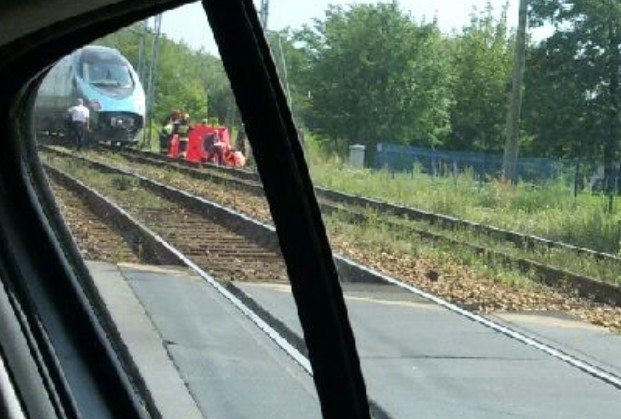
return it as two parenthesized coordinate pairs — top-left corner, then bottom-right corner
(82, 60), (134, 88)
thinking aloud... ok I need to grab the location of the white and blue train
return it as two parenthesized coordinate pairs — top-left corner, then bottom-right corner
(35, 45), (146, 144)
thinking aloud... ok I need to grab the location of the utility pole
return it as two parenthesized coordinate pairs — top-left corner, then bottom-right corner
(277, 34), (292, 108)
(257, 0), (298, 145)
(143, 15), (162, 149)
(259, 0), (269, 28)
(258, 0), (292, 120)
(257, 0), (291, 107)
(137, 19), (148, 84)
(502, 0), (528, 182)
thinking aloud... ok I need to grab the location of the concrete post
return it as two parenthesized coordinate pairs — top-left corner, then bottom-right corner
(349, 144), (366, 169)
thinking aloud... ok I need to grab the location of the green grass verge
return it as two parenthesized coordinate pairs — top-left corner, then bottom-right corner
(42, 154), (166, 210)
(305, 137), (621, 255)
(323, 211), (540, 291)
(343, 207), (621, 287)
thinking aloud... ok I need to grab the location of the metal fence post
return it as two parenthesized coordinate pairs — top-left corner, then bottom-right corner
(573, 161), (580, 199)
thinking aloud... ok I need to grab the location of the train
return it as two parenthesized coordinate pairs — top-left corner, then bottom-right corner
(35, 45), (146, 145)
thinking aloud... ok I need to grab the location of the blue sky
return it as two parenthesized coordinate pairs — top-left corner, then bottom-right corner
(158, 0), (520, 53)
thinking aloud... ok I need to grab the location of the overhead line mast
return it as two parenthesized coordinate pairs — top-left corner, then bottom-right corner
(140, 15), (163, 148)
(258, 1), (293, 112)
(136, 19), (148, 84)
(259, 0), (269, 28)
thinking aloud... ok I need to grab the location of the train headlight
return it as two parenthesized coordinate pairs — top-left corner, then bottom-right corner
(110, 116), (134, 128)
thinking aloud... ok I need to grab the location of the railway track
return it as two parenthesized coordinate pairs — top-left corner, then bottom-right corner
(43, 156), (392, 418)
(59, 145), (621, 308)
(40, 147), (621, 401)
(102, 144), (621, 262)
(47, 165), (288, 284)
(50, 181), (142, 264)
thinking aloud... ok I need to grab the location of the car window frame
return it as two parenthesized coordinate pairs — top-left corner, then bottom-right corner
(0, 0), (371, 417)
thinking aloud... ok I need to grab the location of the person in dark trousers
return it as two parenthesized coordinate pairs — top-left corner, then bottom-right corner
(235, 124), (247, 156)
(67, 98), (90, 151)
(203, 131), (224, 165)
(159, 121), (173, 154)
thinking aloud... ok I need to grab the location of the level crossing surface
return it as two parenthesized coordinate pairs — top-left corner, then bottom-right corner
(235, 281), (621, 418)
(88, 261), (621, 418)
(88, 262), (321, 419)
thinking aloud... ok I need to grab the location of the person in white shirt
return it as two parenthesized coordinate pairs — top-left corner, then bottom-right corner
(67, 98), (90, 151)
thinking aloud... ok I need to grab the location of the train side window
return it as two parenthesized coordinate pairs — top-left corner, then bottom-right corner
(62, 60), (73, 96)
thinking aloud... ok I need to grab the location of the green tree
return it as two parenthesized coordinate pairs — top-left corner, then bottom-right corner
(527, 0), (621, 195)
(521, 36), (595, 158)
(294, 2), (454, 152)
(449, 3), (514, 152)
(94, 23), (236, 127)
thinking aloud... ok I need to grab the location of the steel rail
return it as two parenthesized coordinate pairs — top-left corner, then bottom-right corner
(44, 149), (621, 393)
(44, 161), (391, 419)
(111, 145), (621, 263)
(52, 145), (621, 306)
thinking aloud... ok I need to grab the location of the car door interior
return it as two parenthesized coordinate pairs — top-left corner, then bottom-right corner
(0, 0), (371, 418)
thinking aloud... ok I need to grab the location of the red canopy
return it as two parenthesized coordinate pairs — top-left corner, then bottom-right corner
(185, 125), (231, 163)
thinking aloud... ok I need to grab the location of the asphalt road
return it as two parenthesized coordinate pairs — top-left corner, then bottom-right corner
(91, 262), (321, 419)
(235, 281), (621, 419)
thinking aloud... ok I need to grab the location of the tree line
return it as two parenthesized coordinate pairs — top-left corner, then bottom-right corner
(96, 0), (621, 166)
(94, 24), (239, 129)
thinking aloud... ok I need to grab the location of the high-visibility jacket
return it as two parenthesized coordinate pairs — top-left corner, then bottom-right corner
(178, 122), (190, 137)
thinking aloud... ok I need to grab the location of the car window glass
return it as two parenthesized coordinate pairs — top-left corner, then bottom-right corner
(33, 0), (621, 417)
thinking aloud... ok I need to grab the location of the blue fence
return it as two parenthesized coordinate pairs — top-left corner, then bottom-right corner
(374, 143), (581, 183)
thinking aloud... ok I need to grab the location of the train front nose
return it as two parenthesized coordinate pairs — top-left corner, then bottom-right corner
(110, 114), (137, 129)
(96, 112), (144, 143)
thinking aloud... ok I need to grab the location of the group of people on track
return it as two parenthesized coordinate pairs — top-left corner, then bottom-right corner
(64, 101), (248, 168)
(159, 109), (248, 167)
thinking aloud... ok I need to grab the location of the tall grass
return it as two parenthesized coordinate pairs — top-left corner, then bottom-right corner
(304, 136), (621, 254)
